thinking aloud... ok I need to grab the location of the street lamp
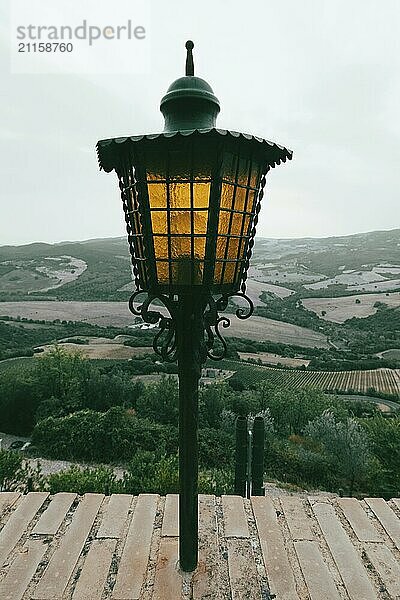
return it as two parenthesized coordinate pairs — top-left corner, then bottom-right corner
(96, 41), (292, 572)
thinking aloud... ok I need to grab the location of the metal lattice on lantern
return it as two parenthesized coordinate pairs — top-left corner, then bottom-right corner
(96, 41), (292, 573)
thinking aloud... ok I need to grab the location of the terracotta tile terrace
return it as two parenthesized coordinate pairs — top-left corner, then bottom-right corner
(0, 492), (399, 599)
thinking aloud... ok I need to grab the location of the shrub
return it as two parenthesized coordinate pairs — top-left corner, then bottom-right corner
(136, 376), (179, 425)
(0, 450), (44, 492)
(304, 411), (370, 495)
(46, 465), (121, 495)
(32, 407), (178, 463)
(198, 469), (234, 495)
(362, 416), (400, 497)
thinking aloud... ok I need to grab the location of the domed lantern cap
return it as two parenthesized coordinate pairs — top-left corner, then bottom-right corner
(160, 41), (220, 132)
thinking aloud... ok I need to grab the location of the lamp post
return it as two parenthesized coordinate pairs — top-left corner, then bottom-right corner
(96, 41), (292, 572)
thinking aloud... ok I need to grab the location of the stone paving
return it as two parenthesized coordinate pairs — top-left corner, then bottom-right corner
(0, 492), (399, 599)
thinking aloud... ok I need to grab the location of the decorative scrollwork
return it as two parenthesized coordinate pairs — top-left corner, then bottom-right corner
(128, 288), (254, 365)
(232, 292), (254, 320)
(128, 291), (178, 362)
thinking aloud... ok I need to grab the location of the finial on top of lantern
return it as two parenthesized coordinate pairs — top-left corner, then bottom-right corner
(185, 40), (194, 76)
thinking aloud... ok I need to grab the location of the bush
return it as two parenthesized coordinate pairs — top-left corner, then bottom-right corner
(198, 428), (234, 469)
(32, 407), (178, 463)
(198, 469), (234, 495)
(44, 455), (233, 496)
(362, 416), (400, 497)
(0, 450), (23, 491)
(119, 451), (179, 495)
(304, 411), (370, 495)
(0, 450), (43, 492)
(46, 465), (121, 495)
(136, 376), (179, 425)
(265, 438), (336, 490)
(0, 370), (39, 435)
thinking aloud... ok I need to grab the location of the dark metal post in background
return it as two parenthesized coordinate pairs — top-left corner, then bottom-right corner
(252, 416), (265, 496)
(246, 425), (252, 498)
(234, 416), (248, 496)
(175, 293), (205, 572)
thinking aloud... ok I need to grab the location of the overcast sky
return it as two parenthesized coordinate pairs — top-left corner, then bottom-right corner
(0, 0), (399, 246)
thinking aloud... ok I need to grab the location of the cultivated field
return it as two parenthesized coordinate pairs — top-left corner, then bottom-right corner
(244, 279), (295, 301)
(120, 277), (294, 302)
(302, 292), (400, 323)
(238, 352), (310, 368)
(38, 341), (152, 360)
(237, 364), (400, 397)
(347, 278), (400, 292)
(0, 301), (329, 348)
(376, 349), (400, 360)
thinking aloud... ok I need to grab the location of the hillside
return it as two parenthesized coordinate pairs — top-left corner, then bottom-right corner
(0, 230), (399, 359)
(0, 229), (399, 302)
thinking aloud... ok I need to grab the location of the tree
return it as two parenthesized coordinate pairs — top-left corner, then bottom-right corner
(0, 368), (38, 434)
(34, 346), (90, 411)
(304, 411), (370, 495)
(136, 376), (179, 425)
(362, 416), (400, 497)
(199, 384), (229, 429)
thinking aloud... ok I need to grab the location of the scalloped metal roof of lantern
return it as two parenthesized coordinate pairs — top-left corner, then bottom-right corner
(96, 128), (293, 173)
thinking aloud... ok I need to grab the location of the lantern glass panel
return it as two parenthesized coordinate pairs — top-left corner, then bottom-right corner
(213, 150), (263, 287)
(148, 183), (167, 208)
(143, 139), (216, 288)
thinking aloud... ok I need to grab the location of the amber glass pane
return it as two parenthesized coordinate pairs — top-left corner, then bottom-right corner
(156, 261), (169, 281)
(168, 182), (211, 209)
(151, 211), (167, 234)
(217, 210), (230, 235)
(234, 260), (244, 284)
(170, 211), (191, 234)
(193, 183), (210, 208)
(214, 261), (223, 284)
(170, 183), (191, 208)
(194, 237), (206, 258)
(243, 214), (251, 235)
(234, 187), (247, 211)
(223, 262), (236, 284)
(193, 212), (208, 235)
(171, 236), (191, 258)
(153, 237), (169, 259)
(231, 213), (244, 236)
(220, 183), (234, 209)
(216, 237), (228, 260)
(148, 183), (167, 208)
(247, 189), (258, 215)
(239, 237), (247, 259)
(227, 238), (240, 259)
(249, 163), (261, 188)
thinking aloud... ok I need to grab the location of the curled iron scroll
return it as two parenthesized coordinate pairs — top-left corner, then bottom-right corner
(128, 291), (178, 362)
(128, 288), (254, 365)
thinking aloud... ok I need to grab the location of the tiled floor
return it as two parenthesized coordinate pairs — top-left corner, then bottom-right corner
(0, 491), (399, 599)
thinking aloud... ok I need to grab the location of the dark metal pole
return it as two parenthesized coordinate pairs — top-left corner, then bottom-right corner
(175, 292), (204, 572)
(251, 416), (265, 496)
(234, 416), (248, 496)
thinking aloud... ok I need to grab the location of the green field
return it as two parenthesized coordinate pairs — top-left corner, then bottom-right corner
(221, 359), (400, 398)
